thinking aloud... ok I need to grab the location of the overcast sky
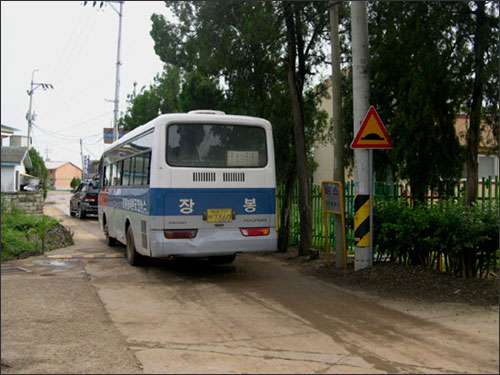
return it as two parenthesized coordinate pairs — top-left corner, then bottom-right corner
(1, 1), (173, 169)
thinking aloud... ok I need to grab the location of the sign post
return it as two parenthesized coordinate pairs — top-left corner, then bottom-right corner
(321, 181), (347, 269)
(350, 106), (392, 268)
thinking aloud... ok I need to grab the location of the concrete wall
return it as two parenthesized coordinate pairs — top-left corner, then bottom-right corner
(2, 191), (44, 214)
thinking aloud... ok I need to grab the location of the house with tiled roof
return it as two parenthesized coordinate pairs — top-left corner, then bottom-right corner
(45, 161), (82, 190)
(0, 146), (39, 192)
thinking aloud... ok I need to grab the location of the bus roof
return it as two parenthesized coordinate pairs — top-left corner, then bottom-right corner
(102, 112), (272, 155)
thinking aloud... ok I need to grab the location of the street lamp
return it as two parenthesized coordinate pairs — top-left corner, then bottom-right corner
(83, 0), (124, 142)
(26, 69), (54, 148)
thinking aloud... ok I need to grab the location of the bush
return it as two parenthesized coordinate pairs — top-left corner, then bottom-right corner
(374, 199), (499, 278)
(1, 208), (62, 260)
(70, 177), (81, 190)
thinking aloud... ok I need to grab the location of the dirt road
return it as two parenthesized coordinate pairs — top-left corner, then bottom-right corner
(1, 192), (498, 373)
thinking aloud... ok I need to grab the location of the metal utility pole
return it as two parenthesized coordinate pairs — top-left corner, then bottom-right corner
(83, 1), (124, 142)
(111, 1), (124, 142)
(26, 69), (53, 148)
(80, 139), (86, 181)
(351, 1), (371, 271)
(329, 1), (345, 269)
(44, 146), (51, 161)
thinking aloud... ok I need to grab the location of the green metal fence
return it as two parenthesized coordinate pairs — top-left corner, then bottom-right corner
(277, 176), (499, 253)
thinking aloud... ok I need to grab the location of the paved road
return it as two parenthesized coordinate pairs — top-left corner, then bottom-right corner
(1, 191), (498, 374)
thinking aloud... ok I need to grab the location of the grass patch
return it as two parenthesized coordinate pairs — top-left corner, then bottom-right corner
(1, 200), (73, 261)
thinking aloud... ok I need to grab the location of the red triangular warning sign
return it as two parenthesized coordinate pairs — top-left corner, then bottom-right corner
(351, 106), (393, 149)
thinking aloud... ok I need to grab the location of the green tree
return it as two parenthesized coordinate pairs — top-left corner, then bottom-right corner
(340, 2), (498, 203)
(281, 1), (331, 254)
(451, 2), (499, 206)
(122, 65), (181, 131)
(178, 70), (225, 112)
(26, 148), (50, 198)
(341, 2), (466, 202)
(149, 1), (329, 255)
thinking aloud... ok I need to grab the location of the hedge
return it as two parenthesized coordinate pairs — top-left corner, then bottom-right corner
(373, 199), (499, 278)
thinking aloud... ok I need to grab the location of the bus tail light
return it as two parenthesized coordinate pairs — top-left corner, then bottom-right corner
(240, 227), (270, 237)
(164, 229), (198, 239)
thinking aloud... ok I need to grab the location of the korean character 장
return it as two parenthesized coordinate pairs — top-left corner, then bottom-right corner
(179, 198), (195, 214)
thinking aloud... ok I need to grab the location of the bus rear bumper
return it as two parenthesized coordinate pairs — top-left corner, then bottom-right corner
(149, 228), (277, 258)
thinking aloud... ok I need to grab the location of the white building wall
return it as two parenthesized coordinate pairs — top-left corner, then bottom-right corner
(1, 163), (27, 192)
(313, 80), (335, 185)
(1, 166), (16, 192)
(9, 135), (29, 147)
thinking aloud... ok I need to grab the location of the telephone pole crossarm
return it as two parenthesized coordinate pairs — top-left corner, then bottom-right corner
(26, 69), (53, 148)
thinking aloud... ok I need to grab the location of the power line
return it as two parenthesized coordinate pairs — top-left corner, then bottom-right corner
(40, 110), (114, 132)
(50, 10), (98, 85)
(33, 123), (102, 141)
(84, 0), (125, 142)
(83, 143), (100, 158)
(47, 7), (87, 82)
(38, 70), (114, 118)
(85, 137), (104, 146)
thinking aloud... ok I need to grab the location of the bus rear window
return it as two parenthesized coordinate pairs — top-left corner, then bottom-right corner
(167, 124), (267, 168)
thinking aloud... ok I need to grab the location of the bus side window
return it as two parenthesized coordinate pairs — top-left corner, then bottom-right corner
(103, 165), (110, 188)
(106, 164), (113, 188)
(134, 155), (144, 186)
(98, 159), (103, 189)
(144, 152), (151, 185)
(102, 166), (107, 187)
(123, 158), (131, 186)
(129, 157), (136, 186)
(113, 161), (123, 186)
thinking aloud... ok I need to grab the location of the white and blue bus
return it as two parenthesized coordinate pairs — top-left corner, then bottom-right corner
(98, 110), (277, 266)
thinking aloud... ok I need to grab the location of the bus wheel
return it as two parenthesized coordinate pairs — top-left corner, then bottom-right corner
(209, 254), (236, 264)
(104, 222), (116, 246)
(126, 226), (142, 266)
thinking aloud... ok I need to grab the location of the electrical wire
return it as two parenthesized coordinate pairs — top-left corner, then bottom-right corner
(50, 10), (97, 85)
(83, 143), (100, 158)
(47, 6), (86, 83)
(37, 109), (114, 132)
(84, 137), (105, 146)
(38, 71), (114, 118)
(32, 123), (102, 142)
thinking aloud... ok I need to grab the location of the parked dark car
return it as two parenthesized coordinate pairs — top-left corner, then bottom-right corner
(69, 181), (99, 219)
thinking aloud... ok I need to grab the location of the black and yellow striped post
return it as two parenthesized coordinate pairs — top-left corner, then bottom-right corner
(353, 194), (370, 247)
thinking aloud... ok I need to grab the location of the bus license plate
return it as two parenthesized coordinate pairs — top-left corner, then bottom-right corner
(207, 209), (233, 223)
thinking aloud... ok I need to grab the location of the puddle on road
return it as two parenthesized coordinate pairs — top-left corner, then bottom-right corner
(31, 259), (79, 272)
(32, 259), (73, 267)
